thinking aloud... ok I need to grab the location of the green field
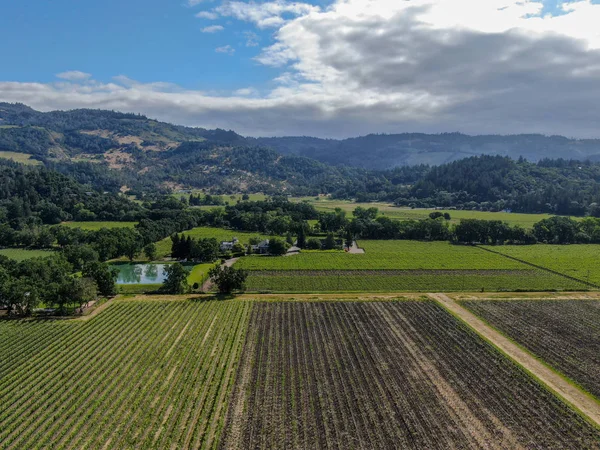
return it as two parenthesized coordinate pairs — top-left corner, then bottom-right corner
(0, 248), (55, 261)
(291, 197), (563, 227)
(238, 241), (528, 270)
(0, 151), (42, 166)
(236, 241), (585, 292)
(155, 227), (271, 258)
(0, 299), (250, 449)
(488, 244), (600, 286)
(244, 269), (583, 292)
(60, 221), (138, 230)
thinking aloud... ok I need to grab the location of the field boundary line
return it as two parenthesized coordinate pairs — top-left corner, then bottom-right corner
(475, 245), (600, 289)
(428, 293), (600, 429)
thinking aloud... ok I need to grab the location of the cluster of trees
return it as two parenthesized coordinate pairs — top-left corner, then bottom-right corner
(170, 235), (222, 261)
(187, 193), (226, 206)
(0, 159), (144, 229)
(0, 255), (117, 316)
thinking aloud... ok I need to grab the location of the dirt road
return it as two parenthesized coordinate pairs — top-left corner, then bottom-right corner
(428, 293), (600, 428)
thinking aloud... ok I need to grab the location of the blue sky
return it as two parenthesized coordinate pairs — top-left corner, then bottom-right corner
(0, 0), (327, 91)
(2, 0), (600, 138)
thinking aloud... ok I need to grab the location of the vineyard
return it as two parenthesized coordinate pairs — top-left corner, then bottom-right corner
(237, 241), (585, 292)
(0, 299), (250, 449)
(487, 244), (600, 286)
(244, 269), (586, 292)
(463, 299), (600, 399)
(221, 301), (600, 449)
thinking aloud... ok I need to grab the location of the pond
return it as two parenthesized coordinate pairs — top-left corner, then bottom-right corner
(114, 263), (171, 285)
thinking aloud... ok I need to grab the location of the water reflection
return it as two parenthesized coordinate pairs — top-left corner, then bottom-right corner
(115, 264), (169, 285)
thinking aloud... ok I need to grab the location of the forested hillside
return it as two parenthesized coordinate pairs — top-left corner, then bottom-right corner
(4, 103), (600, 215)
(254, 133), (600, 170)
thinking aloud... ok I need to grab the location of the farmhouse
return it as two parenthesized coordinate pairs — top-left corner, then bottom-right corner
(252, 239), (270, 255)
(220, 237), (239, 252)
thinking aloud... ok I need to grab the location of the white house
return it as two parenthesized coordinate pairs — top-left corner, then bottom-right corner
(220, 237), (240, 252)
(251, 239), (270, 255)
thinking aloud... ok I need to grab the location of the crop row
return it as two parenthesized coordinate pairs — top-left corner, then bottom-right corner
(0, 300), (250, 449)
(487, 244), (600, 286)
(220, 301), (600, 449)
(244, 269), (587, 292)
(463, 299), (600, 399)
(237, 240), (529, 271)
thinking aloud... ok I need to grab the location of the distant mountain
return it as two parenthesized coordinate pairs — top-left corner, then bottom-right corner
(253, 133), (600, 170)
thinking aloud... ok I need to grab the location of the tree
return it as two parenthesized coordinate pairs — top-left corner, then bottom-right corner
(71, 277), (98, 309)
(144, 243), (157, 261)
(429, 211), (444, 220)
(209, 265), (248, 294)
(268, 238), (288, 256)
(161, 263), (189, 294)
(306, 238), (322, 250)
(83, 262), (118, 297)
(0, 278), (39, 316)
(323, 233), (338, 250)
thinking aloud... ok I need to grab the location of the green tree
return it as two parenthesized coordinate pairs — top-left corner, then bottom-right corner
(209, 265), (248, 294)
(268, 238), (289, 256)
(306, 238), (322, 250)
(144, 243), (157, 261)
(161, 263), (189, 294)
(83, 262), (118, 297)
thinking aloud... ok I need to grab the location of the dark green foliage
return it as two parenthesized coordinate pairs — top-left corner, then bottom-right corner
(208, 265), (248, 294)
(161, 263), (189, 294)
(83, 261), (118, 297)
(144, 243), (157, 261)
(268, 238), (289, 256)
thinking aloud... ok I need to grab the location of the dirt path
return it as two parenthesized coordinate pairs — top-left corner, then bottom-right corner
(428, 293), (600, 428)
(201, 257), (239, 292)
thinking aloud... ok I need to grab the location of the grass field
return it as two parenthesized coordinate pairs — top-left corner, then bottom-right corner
(0, 248), (55, 261)
(155, 227), (271, 258)
(291, 197), (557, 227)
(463, 299), (600, 399)
(0, 299), (250, 449)
(0, 151), (42, 166)
(221, 300), (600, 448)
(488, 244), (600, 286)
(60, 221), (138, 230)
(236, 241), (585, 292)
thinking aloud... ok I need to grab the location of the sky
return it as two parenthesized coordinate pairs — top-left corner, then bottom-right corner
(1, 0), (600, 138)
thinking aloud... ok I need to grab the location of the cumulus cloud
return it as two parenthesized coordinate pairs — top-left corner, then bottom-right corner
(201, 25), (224, 33)
(214, 0), (320, 28)
(195, 11), (219, 19)
(215, 44), (235, 54)
(6, 0), (600, 138)
(56, 71), (92, 81)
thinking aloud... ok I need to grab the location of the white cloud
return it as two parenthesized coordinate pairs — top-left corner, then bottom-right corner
(56, 71), (92, 81)
(243, 31), (260, 47)
(215, 44), (235, 54)
(234, 87), (259, 96)
(6, 1), (600, 139)
(195, 11), (219, 19)
(215, 0), (320, 28)
(201, 25), (224, 33)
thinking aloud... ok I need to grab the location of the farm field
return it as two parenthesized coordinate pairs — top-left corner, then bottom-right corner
(488, 244), (600, 286)
(155, 226), (272, 258)
(0, 299), (250, 449)
(292, 198), (557, 227)
(244, 269), (585, 292)
(221, 300), (600, 449)
(0, 248), (55, 261)
(236, 241), (585, 292)
(0, 151), (42, 166)
(463, 299), (600, 399)
(60, 221), (138, 230)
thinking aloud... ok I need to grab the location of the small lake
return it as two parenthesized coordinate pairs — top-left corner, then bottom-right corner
(114, 263), (170, 285)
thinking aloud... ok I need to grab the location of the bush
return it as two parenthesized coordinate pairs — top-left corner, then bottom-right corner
(306, 238), (322, 250)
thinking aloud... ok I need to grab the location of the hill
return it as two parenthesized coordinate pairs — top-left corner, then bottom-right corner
(253, 133), (600, 170)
